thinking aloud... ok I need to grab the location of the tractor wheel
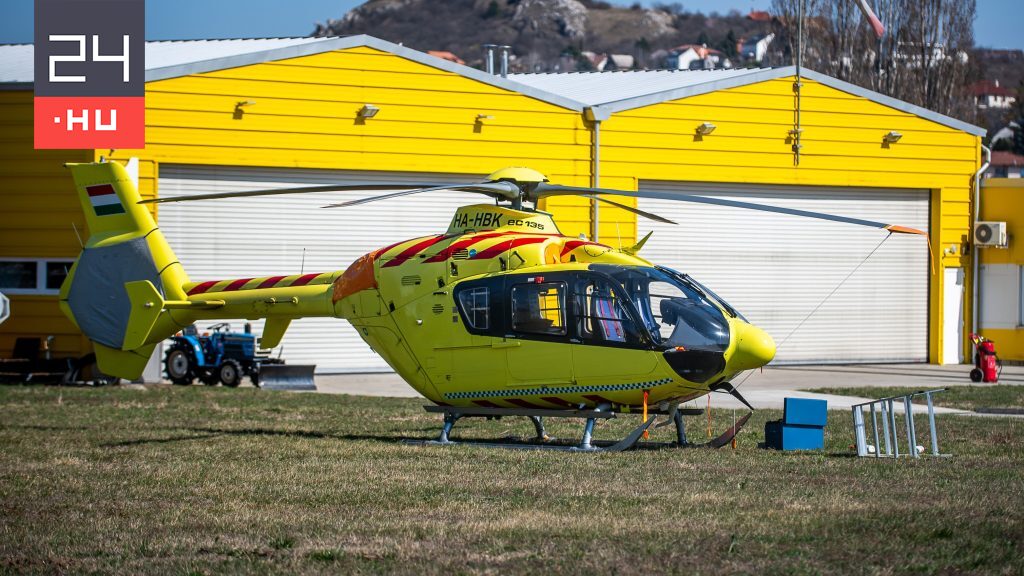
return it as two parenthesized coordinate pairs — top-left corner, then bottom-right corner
(219, 359), (243, 388)
(970, 368), (983, 383)
(164, 345), (195, 385)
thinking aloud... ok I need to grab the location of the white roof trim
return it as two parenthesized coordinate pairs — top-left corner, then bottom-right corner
(587, 65), (984, 136)
(144, 35), (585, 111)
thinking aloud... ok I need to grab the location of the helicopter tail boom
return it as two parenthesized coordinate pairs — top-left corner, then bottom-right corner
(59, 161), (339, 379)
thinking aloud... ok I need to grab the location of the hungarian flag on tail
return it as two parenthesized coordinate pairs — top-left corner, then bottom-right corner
(86, 184), (126, 216)
(853, 0), (886, 38)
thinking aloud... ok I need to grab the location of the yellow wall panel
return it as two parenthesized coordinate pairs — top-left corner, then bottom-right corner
(0, 90), (91, 357)
(977, 180), (1024, 359)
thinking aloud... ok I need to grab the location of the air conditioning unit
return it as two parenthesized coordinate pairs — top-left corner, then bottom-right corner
(974, 221), (1008, 248)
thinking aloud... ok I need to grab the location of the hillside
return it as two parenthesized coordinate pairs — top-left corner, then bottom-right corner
(313, 0), (772, 72)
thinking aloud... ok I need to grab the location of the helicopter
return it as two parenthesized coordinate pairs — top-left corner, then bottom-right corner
(59, 160), (927, 451)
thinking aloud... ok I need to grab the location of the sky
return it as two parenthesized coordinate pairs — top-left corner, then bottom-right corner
(0, 0), (1021, 50)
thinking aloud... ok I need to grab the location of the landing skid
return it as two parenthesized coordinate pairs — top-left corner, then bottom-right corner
(402, 404), (751, 452)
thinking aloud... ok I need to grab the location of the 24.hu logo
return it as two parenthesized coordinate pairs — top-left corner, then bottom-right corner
(33, 0), (145, 149)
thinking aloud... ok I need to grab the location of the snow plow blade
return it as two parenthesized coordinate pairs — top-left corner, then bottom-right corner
(258, 364), (317, 391)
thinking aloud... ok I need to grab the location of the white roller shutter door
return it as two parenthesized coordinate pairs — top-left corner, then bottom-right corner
(637, 181), (930, 363)
(159, 165), (481, 373)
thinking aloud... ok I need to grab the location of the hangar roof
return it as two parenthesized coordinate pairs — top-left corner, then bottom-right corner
(0, 35), (984, 136)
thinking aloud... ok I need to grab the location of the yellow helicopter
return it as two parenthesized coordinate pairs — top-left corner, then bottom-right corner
(59, 160), (926, 451)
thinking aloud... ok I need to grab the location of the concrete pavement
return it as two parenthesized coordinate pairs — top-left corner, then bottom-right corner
(313, 363), (1023, 414)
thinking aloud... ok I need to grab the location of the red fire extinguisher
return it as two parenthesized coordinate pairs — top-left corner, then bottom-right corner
(969, 333), (1000, 383)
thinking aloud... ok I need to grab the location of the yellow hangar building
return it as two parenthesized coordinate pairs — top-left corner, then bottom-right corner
(0, 35), (985, 375)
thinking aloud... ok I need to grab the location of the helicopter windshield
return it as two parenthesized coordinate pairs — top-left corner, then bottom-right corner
(590, 265), (731, 352)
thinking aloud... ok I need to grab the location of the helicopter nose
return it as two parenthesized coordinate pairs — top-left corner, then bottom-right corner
(727, 322), (776, 372)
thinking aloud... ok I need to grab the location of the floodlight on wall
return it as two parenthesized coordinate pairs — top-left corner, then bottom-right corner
(695, 122), (716, 136)
(233, 100), (255, 119)
(883, 131), (903, 144)
(358, 104), (380, 119)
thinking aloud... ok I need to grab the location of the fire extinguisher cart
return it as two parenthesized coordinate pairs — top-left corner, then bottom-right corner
(969, 333), (1000, 383)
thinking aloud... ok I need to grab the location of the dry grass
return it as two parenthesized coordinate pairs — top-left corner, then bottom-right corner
(1, 385), (1022, 575)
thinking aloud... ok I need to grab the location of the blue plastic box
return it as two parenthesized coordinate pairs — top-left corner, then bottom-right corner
(764, 398), (827, 450)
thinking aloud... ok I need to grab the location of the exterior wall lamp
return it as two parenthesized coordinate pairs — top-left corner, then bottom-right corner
(233, 100), (255, 119)
(358, 104), (380, 119)
(696, 122), (716, 136)
(883, 131), (902, 144)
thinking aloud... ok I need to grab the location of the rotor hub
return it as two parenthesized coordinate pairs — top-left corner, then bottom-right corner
(485, 167), (548, 185)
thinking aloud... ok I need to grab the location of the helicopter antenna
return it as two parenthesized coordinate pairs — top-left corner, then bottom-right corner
(300, 248), (306, 275)
(71, 221), (83, 248)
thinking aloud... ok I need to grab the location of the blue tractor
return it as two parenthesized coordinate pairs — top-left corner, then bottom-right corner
(164, 322), (283, 387)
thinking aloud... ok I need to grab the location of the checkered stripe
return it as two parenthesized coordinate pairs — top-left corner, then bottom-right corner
(444, 378), (674, 400)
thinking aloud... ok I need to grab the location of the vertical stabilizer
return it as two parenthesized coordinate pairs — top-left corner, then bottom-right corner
(59, 160), (191, 378)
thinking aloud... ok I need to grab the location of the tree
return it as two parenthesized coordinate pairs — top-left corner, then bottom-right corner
(769, 0), (976, 122)
(483, 0), (500, 19)
(721, 29), (739, 59)
(697, 31), (710, 46)
(635, 37), (651, 69)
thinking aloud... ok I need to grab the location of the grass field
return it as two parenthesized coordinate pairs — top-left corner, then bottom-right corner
(804, 385), (1024, 413)
(1, 385), (1022, 575)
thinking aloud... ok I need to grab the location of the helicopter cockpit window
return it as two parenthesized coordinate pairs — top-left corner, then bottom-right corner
(576, 278), (639, 344)
(511, 282), (567, 336)
(457, 287), (489, 330)
(590, 265), (731, 352)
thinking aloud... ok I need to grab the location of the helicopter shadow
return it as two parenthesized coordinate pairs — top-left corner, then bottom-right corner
(98, 426), (437, 448)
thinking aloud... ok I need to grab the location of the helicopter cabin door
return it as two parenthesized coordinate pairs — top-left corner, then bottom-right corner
(569, 273), (659, 383)
(504, 276), (574, 387)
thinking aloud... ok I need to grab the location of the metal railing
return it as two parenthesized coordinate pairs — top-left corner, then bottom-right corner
(851, 388), (948, 458)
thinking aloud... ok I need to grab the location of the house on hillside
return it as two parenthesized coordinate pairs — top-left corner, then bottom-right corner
(986, 151), (1024, 179)
(580, 51), (634, 72)
(747, 10), (772, 23)
(972, 80), (1017, 109)
(739, 33), (775, 63)
(990, 122), (1019, 147)
(665, 44), (730, 70)
(427, 50), (465, 66)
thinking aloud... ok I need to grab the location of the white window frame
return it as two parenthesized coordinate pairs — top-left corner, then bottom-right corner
(0, 258), (75, 295)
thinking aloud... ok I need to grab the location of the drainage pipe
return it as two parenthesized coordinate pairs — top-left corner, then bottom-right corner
(585, 107), (611, 241)
(971, 144), (991, 339)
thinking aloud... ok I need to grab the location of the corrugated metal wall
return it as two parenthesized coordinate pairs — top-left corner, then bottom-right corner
(158, 165), (483, 372)
(637, 181), (930, 363)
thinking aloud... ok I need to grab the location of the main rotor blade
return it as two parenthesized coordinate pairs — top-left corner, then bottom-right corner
(534, 183), (927, 236)
(139, 182), (451, 204)
(585, 195), (678, 225)
(321, 181), (521, 208)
